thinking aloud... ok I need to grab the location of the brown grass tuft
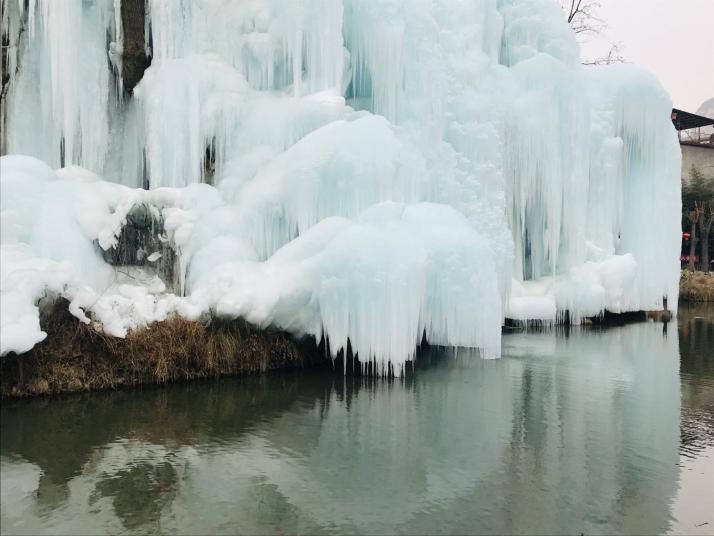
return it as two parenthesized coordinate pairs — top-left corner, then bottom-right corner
(680, 271), (714, 302)
(1, 299), (322, 398)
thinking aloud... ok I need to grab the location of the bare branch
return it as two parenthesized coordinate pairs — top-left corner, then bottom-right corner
(581, 43), (625, 66)
(560, 0), (625, 66)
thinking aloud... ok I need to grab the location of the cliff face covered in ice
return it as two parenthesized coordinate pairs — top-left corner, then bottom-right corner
(0, 0), (681, 370)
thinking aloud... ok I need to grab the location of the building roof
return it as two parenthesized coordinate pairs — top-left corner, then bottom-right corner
(671, 108), (714, 131)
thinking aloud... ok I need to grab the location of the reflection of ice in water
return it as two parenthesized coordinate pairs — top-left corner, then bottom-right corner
(496, 324), (681, 534)
(0, 458), (41, 528)
(0, 323), (685, 534)
(170, 358), (513, 533)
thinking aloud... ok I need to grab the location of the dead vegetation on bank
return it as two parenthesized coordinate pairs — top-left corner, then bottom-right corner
(680, 270), (714, 302)
(0, 299), (323, 398)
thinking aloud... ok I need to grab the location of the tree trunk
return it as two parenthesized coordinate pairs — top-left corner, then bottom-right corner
(702, 233), (710, 272)
(699, 218), (713, 273)
(688, 221), (698, 271)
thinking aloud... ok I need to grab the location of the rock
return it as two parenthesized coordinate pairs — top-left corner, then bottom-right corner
(120, 0), (151, 94)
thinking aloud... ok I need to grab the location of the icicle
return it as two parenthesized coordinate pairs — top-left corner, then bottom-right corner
(109, 0), (124, 97)
(5, 0), (115, 171)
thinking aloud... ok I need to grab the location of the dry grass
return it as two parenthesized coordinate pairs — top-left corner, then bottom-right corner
(1, 299), (322, 398)
(680, 271), (714, 302)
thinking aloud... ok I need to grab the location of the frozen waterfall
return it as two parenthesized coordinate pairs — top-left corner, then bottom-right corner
(0, 0), (682, 370)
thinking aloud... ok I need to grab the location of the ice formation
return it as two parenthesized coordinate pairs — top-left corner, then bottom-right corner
(0, 0), (682, 370)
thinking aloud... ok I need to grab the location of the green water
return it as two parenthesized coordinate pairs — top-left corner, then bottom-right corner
(1, 305), (712, 535)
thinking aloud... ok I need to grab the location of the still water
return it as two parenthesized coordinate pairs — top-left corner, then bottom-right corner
(1, 305), (712, 535)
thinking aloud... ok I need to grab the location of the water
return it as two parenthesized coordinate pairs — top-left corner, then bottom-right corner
(1, 306), (712, 535)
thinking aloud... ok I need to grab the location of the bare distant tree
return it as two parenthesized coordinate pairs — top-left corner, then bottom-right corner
(564, 0), (605, 36)
(688, 207), (701, 271)
(582, 42), (624, 66)
(697, 200), (714, 272)
(560, 0), (624, 65)
(684, 166), (714, 271)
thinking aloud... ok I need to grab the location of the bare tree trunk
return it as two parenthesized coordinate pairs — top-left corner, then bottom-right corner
(567, 0), (584, 23)
(699, 215), (714, 273)
(702, 230), (710, 272)
(688, 220), (698, 271)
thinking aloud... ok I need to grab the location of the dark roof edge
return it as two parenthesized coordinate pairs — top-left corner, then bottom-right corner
(672, 108), (714, 131)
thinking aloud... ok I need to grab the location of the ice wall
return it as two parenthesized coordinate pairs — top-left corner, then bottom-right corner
(0, 0), (682, 369)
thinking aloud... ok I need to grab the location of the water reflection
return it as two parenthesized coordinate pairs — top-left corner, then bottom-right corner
(670, 303), (714, 535)
(91, 461), (179, 531)
(678, 303), (714, 458)
(1, 317), (711, 535)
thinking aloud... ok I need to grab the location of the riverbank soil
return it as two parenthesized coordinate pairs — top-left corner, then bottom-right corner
(0, 299), (322, 398)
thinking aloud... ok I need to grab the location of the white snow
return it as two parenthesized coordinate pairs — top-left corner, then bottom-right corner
(0, 0), (682, 371)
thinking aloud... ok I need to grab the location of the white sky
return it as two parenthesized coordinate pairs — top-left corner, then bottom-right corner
(578, 0), (714, 113)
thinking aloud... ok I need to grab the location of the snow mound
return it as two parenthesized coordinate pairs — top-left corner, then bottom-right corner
(191, 202), (502, 372)
(1, 156), (501, 368)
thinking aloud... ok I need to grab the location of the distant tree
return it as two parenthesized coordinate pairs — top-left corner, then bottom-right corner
(683, 166), (714, 210)
(563, 0), (605, 36)
(687, 205), (702, 271)
(682, 166), (714, 271)
(581, 43), (624, 66)
(696, 200), (714, 272)
(560, 0), (624, 65)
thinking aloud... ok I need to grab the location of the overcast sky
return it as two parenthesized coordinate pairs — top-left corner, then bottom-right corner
(578, 0), (714, 113)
